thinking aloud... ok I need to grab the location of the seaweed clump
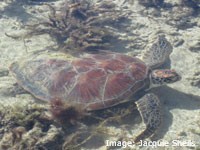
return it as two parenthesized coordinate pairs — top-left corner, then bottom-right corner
(0, 102), (59, 149)
(25, 0), (130, 53)
(50, 97), (86, 125)
(0, 98), (139, 149)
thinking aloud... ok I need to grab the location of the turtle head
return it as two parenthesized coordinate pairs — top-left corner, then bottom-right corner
(150, 69), (181, 86)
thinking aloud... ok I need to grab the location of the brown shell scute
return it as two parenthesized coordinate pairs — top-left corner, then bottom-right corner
(67, 69), (107, 103)
(10, 53), (148, 111)
(104, 73), (135, 100)
(72, 58), (96, 72)
(129, 63), (147, 80)
(115, 53), (138, 63)
(49, 70), (77, 97)
(98, 59), (125, 72)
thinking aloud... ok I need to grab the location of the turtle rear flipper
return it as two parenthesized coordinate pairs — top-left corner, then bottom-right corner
(135, 93), (162, 142)
(142, 35), (173, 69)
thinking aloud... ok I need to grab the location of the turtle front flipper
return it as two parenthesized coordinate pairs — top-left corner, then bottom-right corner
(142, 35), (173, 69)
(135, 93), (162, 142)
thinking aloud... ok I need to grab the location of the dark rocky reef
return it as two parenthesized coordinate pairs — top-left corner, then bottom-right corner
(181, 0), (200, 10)
(138, 0), (164, 7)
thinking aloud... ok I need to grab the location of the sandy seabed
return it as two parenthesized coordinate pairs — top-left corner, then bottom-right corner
(0, 0), (200, 149)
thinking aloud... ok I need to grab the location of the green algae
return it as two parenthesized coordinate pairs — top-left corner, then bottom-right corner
(0, 102), (47, 128)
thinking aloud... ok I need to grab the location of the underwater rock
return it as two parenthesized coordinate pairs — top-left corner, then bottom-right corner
(187, 71), (200, 88)
(188, 40), (200, 52)
(34, 125), (63, 149)
(0, 106), (63, 149)
(180, 0), (200, 10)
(138, 0), (164, 7)
(165, 6), (196, 29)
(0, 67), (9, 77)
(173, 38), (184, 47)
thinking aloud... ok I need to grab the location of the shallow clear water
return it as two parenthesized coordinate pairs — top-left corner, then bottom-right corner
(0, 0), (200, 149)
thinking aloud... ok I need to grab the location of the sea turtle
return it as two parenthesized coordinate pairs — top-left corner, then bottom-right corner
(9, 35), (181, 142)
